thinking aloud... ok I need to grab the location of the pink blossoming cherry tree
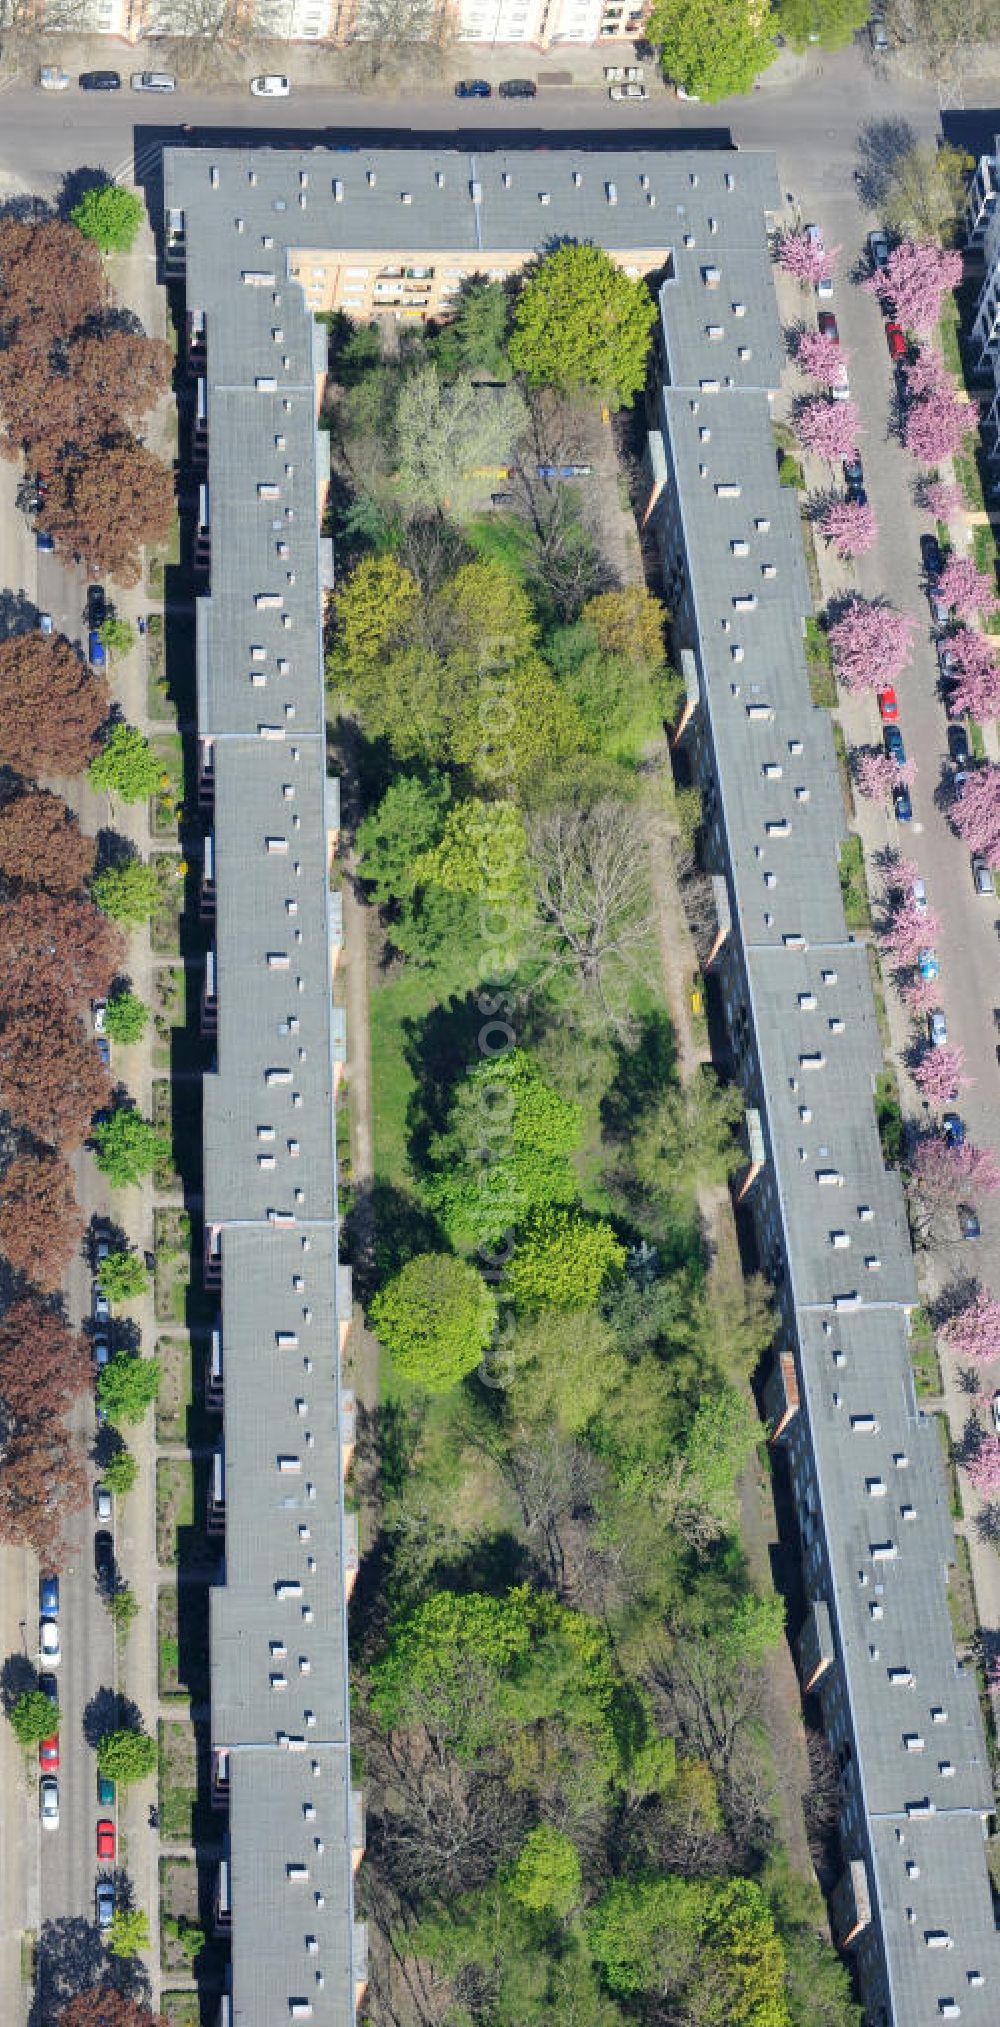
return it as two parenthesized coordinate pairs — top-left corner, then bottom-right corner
(941, 1288), (1000, 1366)
(864, 239), (963, 334)
(827, 598), (915, 692)
(817, 497), (878, 558)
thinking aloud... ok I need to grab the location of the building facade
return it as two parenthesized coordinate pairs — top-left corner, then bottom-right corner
(14, 0), (646, 41)
(161, 138), (1000, 2026)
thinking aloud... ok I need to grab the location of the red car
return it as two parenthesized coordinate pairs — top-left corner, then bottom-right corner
(38, 1734), (59, 1771)
(878, 686), (899, 722)
(96, 1818), (116, 1861)
(885, 320), (906, 361)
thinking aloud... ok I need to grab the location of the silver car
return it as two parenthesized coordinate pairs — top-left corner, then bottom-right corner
(40, 1777), (59, 1829)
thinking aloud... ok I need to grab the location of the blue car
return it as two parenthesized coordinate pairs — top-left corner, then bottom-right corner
(39, 1574), (59, 1616)
(36, 531), (54, 552)
(918, 948), (939, 980)
(943, 1112), (966, 1148)
(884, 725), (906, 764)
(455, 78), (491, 96)
(88, 630), (106, 670)
(893, 784), (913, 822)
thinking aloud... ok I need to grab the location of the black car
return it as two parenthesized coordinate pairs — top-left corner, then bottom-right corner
(455, 78), (491, 97)
(79, 70), (121, 89)
(499, 78), (537, 97)
(883, 725), (906, 764)
(957, 1202), (982, 1240)
(94, 1530), (114, 1590)
(948, 722), (971, 766)
(921, 532), (944, 581)
(87, 584), (106, 631)
(850, 485), (869, 508)
(943, 1112), (966, 1148)
(843, 455), (864, 491)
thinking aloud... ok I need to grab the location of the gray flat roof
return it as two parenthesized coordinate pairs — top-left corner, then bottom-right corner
(176, 136), (361, 2025)
(651, 193), (1000, 2023)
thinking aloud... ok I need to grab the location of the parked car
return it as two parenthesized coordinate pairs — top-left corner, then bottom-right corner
(250, 74), (289, 95)
(816, 273), (834, 301)
(88, 630), (106, 670)
(943, 1112), (966, 1147)
(893, 784), (913, 822)
(877, 687), (899, 722)
(921, 532), (944, 581)
(928, 1008), (948, 1048)
(39, 1618), (60, 1667)
(86, 584), (107, 630)
(948, 722), (971, 766)
(973, 855), (995, 896)
(39, 1574), (59, 1615)
(883, 725), (906, 764)
(40, 1777), (59, 1830)
(992, 1389), (1000, 1435)
(957, 1202), (982, 1240)
(804, 222), (823, 250)
(96, 1880), (115, 1930)
(39, 1732), (59, 1771)
(97, 1036), (111, 1069)
(38, 1674), (57, 1705)
(918, 948), (940, 980)
(130, 71), (175, 90)
(818, 310), (840, 343)
(868, 228), (890, 269)
(98, 1771), (116, 1806)
(93, 1281), (110, 1325)
(885, 319), (907, 361)
(499, 78), (536, 96)
(39, 613), (53, 635)
(92, 1001), (107, 1037)
(610, 82), (647, 99)
(96, 1819), (116, 1861)
(454, 78), (491, 96)
(93, 1333), (110, 1369)
(39, 66), (70, 89)
(911, 875), (928, 911)
(79, 71), (121, 89)
(937, 640), (959, 678)
(843, 454), (864, 494)
(95, 1484), (112, 1521)
(929, 586), (951, 624)
(870, 18), (889, 48)
(94, 1531), (114, 1590)
(36, 531), (54, 551)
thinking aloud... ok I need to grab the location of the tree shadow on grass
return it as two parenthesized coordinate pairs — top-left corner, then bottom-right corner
(600, 1008), (677, 1142)
(402, 988), (489, 1174)
(82, 1685), (142, 1750)
(342, 1180), (448, 1305)
(30, 1914), (151, 2027)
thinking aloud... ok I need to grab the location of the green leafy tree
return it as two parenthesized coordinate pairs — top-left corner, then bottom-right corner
(682, 1384), (761, 1534)
(97, 1352), (161, 1426)
(107, 1907), (150, 1959)
(455, 654), (591, 791)
(648, 0), (778, 101)
(393, 365), (527, 513)
(88, 724), (162, 803)
(71, 183), (145, 254)
(412, 1887), (624, 2027)
(581, 586), (666, 667)
(508, 1208), (626, 1313)
(98, 1247), (149, 1304)
(435, 277), (511, 376)
(588, 1874), (789, 2023)
(92, 1106), (168, 1187)
(369, 1252), (496, 1391)
(92, 859), (159, 926)
(97, 1725), (158, 1785)
(505, 1308), (628, 1436)
(509, 245), (656, 407)
(107, 1584), (139, 1631)
(776, 0), (868, 50)
(356, 773), (451, 911)
(103, 988), (149, 1046)
(98, 616), (136, 658)
(327, 554), (419, 691)
(632, 1065), (745, 1204)
(10, 1688), (59, 1746)
(508, 1824), (582, 1917)
(427, 1048), (582, 1244)
(414, 798), (528, 902)
(103, 1445), (138, 1495)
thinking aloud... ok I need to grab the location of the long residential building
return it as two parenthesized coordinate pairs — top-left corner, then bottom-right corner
(7, 0), (648, 43)
(162, 138), (1000, 2024)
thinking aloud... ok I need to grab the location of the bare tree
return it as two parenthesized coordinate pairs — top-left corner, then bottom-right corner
(526, 800), (657, 1021)
(510, 390), (613, 619)
(344, 0), (449, 88)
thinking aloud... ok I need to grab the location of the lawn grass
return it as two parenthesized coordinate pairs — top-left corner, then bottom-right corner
(909, 1307), (942, 1399)
(934, 1411), (963, 1520)
(368, 947), (483, 1189)
(465, 511), (537, 580)
(151, 733), (185, 839)
(939, 297), (963, 380)
(874, 1067), (903, 1168)
(830, 720), (855, 819)
(947, 1532), (979, 1653)
(153, 964), (187, 1071)
(838, 833), (871, 931)
(955, 443), (987, 514)
(162, 1997), (200, 2027)
(156, 1457), (194, 1566)
(158, 1720), (198, 1842)
(804, 616), (836, 707)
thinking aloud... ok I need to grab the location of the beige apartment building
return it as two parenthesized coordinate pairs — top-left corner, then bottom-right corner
(20, 0), (646, 44)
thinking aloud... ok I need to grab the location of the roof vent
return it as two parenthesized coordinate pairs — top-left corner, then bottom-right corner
(540, 192), (550, 206)
(435, 169), (445, 187)
(469, 181), (481, 202)
(573, 169), (582, 186)
(333, 180), (343, 202)
(606, 182), (617, 205)
(402, 191), (413, 205)
(366, 169), (376, 186)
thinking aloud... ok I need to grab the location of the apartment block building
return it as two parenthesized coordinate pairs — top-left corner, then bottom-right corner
(16, 0), (646, 41)
(965, 140), (1000, 468)
(646, 149), (1000, 2025)
(161, 136), (1000, 2024)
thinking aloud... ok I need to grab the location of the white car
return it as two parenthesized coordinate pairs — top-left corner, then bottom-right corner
(39, 1618), (60, 1667)
(40, 1777), (60, 1829)
(131, 71), (175, 91)
(992, 1390), (1000, 1436)
(831, 367), (851, 403)
(911, 876), (928, 913)
(816, 275), (834, 300)
(928, 1009), (948, 1048)
(39, 67), (70, 90)
(39, 614), (53, 635)
(95, 1484), (113, 1521)
(250, 74), (289, 96)
(609, 82), (647, 100)
(92, 1000), (107, 1037)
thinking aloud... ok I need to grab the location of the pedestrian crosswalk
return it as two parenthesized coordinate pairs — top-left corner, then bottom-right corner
(108, 140), (162, 188)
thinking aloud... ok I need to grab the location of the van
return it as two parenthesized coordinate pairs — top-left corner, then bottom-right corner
(131, 71), (175, 91)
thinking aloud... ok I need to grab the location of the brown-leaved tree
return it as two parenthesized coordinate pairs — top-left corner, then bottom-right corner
(0, 632), (109, 775)
(40, 434), (174, 587)
(0, 1152), (84, 1285)
(0, 788), (95, 894)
